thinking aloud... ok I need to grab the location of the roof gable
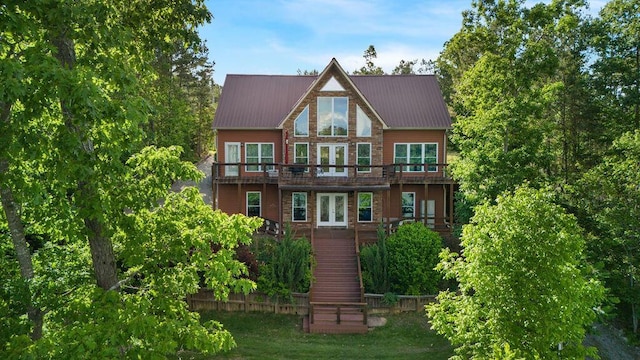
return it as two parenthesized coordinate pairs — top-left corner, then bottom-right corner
(277, 58), (387, 130)
(213, 59), (451, 130)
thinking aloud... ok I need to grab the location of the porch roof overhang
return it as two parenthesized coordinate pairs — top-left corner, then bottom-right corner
(278, 184), (391, 192)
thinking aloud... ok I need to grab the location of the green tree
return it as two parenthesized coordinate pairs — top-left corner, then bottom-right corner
(590, 0), (640, 137)
(446, 1), (595, 203)
(353, 45), (385, 75)
(1, 1), (260, 357)
(575, 130), (640, 333)
(359, 224), (389, 294)
(391, 58), (433, 75)
(427, 186), (604, 359)
(147, 42), (217, 162)
(256, 225), (312, 299)
(386, 222), (442, 295)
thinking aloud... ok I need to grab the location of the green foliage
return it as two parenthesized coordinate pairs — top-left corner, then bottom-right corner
(352, 45), (385, 75)
(0, 228), (31, 347)
(146, 43), (218, 162)
(386, 222), (443, 295)
(575, 130), (640, 333)
(427, 186), (605, 359)
(360, 223), (389, 294)
(256, 226), (312, 299)
(0, 1), (256, 357)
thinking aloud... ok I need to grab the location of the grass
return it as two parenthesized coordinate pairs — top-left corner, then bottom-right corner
(176, 311), (453, 360)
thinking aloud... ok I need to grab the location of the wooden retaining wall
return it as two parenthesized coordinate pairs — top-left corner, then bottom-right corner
(186, 290), (436, 315)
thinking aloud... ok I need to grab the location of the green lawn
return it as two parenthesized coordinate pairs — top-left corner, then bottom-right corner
(176, 311), (453, 360)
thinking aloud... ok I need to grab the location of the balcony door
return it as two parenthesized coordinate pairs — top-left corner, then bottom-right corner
(317, 143), (347, 176)
(317, 193), (347, 227)
(225, 142), (240, 176)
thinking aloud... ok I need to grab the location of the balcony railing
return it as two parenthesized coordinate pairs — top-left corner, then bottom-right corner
(212, 162), (453, 185)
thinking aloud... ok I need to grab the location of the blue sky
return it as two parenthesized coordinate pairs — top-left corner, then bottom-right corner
(200, 0), (605, 85)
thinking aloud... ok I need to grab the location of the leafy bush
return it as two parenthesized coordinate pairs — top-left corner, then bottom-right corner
(256, 225), (312, 299)
(360, 224), (389, 294)
(386, 222), (443, 295)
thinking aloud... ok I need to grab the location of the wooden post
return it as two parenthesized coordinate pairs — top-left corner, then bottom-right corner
(211, 163), (217, 210)
(237, 183), (242, 214)
(386, 189), (391, 235)
(354, 190), (359, 241)
(424, 183), (429, 225)
(449, 184), (454, 229)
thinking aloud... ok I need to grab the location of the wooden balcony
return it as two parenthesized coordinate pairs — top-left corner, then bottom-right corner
(212, 162), (454, 189)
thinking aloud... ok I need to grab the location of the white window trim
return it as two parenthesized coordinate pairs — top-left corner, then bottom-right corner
(394, 143), (439, 173)
(246, 191), (261, 217)
(317, 143), (349, 177)
(356, 105), (372, 137)
(294, 105), (309, 137)
(356, 142), (372, 173)
(402, 192), (415, 219)
(317, 97), (349, 137)
(358, 192), (373, 222)
(292, 192), (307, 222)
(245, 143), (275, 172)
(294, 142), (309, 163)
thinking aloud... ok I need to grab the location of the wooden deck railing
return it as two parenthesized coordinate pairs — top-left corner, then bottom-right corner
(212, 162), (453, 185)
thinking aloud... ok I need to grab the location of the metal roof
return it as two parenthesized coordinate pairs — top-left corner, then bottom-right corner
(213, 73), (451, 130)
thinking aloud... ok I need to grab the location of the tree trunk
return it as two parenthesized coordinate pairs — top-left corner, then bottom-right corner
(0, 160), (44, 340)
(52, 33), (119, 291)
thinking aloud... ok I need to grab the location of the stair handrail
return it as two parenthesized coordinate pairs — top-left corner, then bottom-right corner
(354, 231), (367, 325)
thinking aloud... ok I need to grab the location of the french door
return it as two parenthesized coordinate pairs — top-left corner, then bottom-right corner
(317, 144), (347, 176)
(225, 142), (240, 176)
(317, 193), (347, 227)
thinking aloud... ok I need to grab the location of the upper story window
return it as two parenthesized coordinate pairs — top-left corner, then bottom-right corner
(357, 143), (371, 173)
(294, 106), (309, 136)
(294, 143), (309, 170)
(356, 105), (372, 137)
(317, 97), (348, 137)
(394, 143), (438, 172)
(245, 143), (274, 172)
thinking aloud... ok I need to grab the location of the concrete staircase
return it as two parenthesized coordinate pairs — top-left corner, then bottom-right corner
(307, 229), (368, 334)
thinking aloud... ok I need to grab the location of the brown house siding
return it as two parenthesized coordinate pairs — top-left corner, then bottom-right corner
(217, 130), (282, 177)
(217, 184), (279, 220)
(387, 184), (446, 220)
(212, 60), (454, 236)
(382, 130), (447, 165)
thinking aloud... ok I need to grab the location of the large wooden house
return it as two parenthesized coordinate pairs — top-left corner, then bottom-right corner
(212, 58), (454, 333)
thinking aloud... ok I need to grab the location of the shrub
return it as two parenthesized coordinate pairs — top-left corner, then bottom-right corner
(256, 225), (312, 299)
(360, 223), (389, 294)
(386, 222), (443, 295)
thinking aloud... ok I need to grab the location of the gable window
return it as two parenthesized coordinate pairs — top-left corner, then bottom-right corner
(292, 192), (307, 221)
(246, 192), (261, 217)
(294, 106), (309, 136)
(394, 143), (438, 172)
(320, 76), (346, 91)
(317, 97), (348, 136)
(357, 143), (371, 173)
(402, 192), (415, 218)
(358, 192), (373, 222)
(245, 143), (274, 172)
(356, 105), (372, 137)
